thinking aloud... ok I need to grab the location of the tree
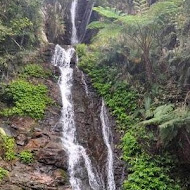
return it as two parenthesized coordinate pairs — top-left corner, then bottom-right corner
(88, 0), (182, 83)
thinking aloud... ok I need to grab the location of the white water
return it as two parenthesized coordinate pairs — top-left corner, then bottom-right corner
(71, 0), (78, 44)
(52, 44), (100, 190)
(100, 100), (116, 190)
(81, 72), (89, 96)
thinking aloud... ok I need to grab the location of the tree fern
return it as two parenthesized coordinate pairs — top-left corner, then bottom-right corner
(93, 6), (125, 19)
(142, 105), (190, 146)
(133, 0), (149, 15)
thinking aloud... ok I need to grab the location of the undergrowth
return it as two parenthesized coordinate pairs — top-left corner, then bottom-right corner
(78, 47), (183, 190)
(20, 64), (52, 78)
(0, 133), (16, 161)
(1, 79), (51, 119)
(0, 167), (8, 181)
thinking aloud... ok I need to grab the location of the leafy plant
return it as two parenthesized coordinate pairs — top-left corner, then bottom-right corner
(19, 150), (34, 164)
(142, 105), (190, 146)
(0, 133), (16, 161)
(0, 167), (8, 181)
(76, 44), (88, 58)
(89, 1), (182, 82)
(1, 79), (51, 119)
(123, 154), (180, 190)
(21, 64), (51, 78)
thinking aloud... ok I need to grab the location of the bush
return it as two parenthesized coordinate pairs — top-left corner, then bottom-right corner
(79, 51), (182, 189)
(0, 133), (16, 161)
(19, 150), (34, 164)
(0, 167), (8, 181)
(1, 79), (51, 119)
(123, 155), (180, 190)
(21, 64), (51, 78)
(76, 44), (88, 58)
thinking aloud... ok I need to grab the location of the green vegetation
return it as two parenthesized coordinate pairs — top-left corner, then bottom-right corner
(19, 150), (34, 164)
(21, 64), (51, 78)
(0, 167), (8, 181)
(0, 133), (16, 161)
(79, 55), (182, 189)
(142, 105), (190, 146)
(0, 0), (43, 51)
(89, 0), (182, 83)
(1, 80), (51, 119)
(78, 1), (190, 188)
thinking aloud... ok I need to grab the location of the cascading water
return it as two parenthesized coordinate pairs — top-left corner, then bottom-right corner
(100, 100), (116, 190)
(71, 0), (78, 44)
(52, 44), (100, 190)
(81, 71), (89, 96)
(52, 0), (116, 189)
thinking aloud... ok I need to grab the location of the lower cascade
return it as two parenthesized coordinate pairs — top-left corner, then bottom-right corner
(52, 44), (100, 190)
(100, 100), (116, 190)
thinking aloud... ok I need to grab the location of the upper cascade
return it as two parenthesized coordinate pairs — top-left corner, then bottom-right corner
(71, 0), (79, 45)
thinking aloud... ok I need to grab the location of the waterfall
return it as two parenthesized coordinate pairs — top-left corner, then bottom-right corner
(81, 72), (89, 96)
(52, 45), (100, 190)
(71, 0), (78, 44)
(51, 0), (117, 189)
(100, 100), (116, 190)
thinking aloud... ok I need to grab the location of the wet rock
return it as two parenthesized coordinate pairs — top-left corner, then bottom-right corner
(16, 133), (27, 146)
(72, 66), (125, 188)
(0, 185), (22, 190)
(37, 148), (67, 169)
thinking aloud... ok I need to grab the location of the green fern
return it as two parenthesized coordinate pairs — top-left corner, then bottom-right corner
(142, 105), (190, 146)
(93, 6), (125, 19)
(133, 0), (149, 14)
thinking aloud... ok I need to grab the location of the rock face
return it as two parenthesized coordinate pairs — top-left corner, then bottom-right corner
(72, 66), (126, 189)
(62, 0), (95, 44)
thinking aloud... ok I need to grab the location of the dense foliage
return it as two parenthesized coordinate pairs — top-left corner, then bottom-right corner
(20, 64), (51, 78)
(78, 0), (190, 188)
(0, 0), (43, 51)
(78, 47), (183, 189)
(1, 80), (51, 119)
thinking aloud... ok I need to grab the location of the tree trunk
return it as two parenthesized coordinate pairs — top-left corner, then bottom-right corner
(143, 50), (153, 83)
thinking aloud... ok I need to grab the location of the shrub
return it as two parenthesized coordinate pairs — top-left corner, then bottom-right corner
(76, 44), (88, 58)
(0, 167), (8, 181)
(0, 133), (16, 161)
(123, 155), (180, 190)
(1, 79), (51, 119)
(21, 64), (51, 78)
(19, 150), (34, 164)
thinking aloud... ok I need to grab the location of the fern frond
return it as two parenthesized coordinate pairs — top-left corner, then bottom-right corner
(93, 6), (125, 19)
(142, 105), (190, 146)
(88, 21), (110, 29)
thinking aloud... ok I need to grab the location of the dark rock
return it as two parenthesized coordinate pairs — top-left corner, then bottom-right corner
(72, 66), (125, 188)
(16, 133), (27, 146)
(37, 148), (67, 169)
